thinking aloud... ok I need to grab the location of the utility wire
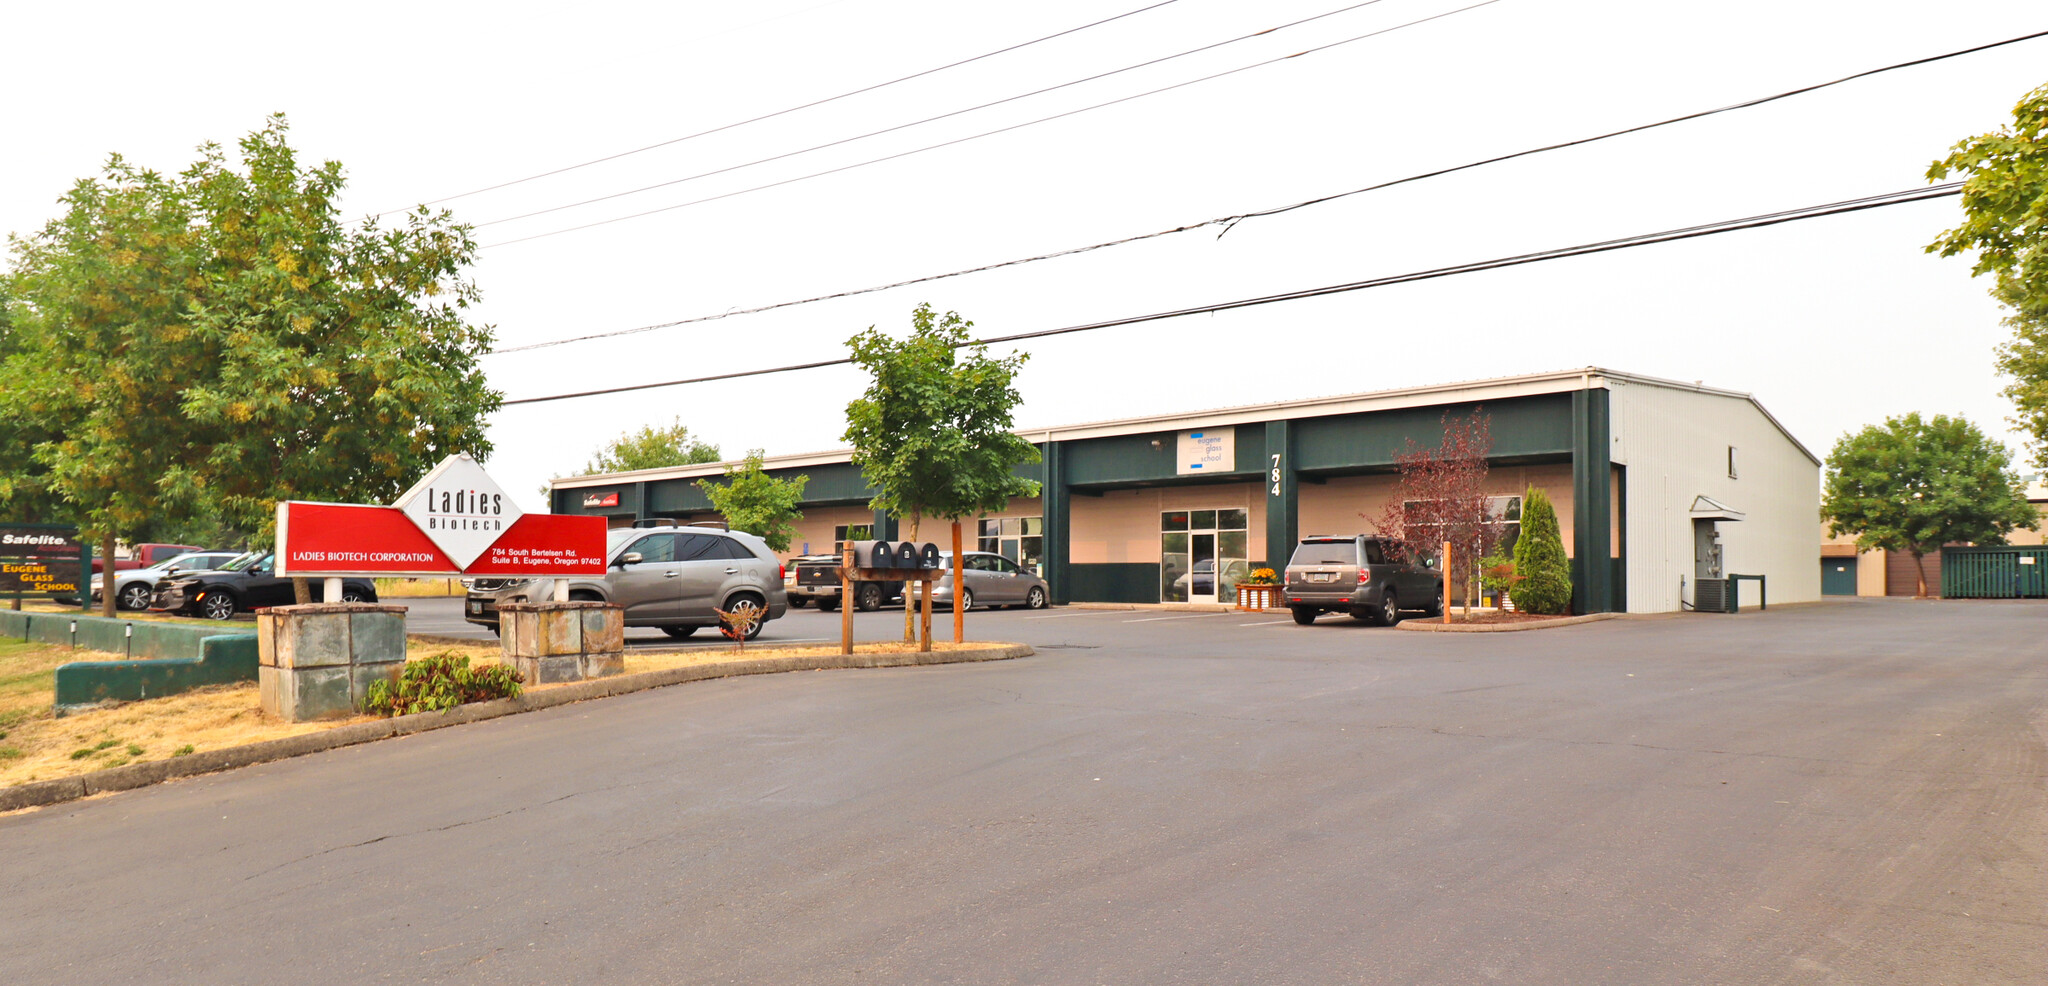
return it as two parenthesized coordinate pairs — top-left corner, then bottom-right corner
(384, 0), (1185, 215)
(476, 0), (1394, 229)
(480, 0), (1504, 248)
(500, 183), (1963, 406)
(487, 27), (2047, 356)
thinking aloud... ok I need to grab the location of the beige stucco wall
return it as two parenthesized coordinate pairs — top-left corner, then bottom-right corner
(1069, 483), (1265, 565)
(1294, 464), (1578, 555)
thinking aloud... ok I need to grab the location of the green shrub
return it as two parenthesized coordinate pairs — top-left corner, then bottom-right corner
(1509, 487), (1573, 614)
(172, 744), (195, 757)
(364, 652), (524, 717)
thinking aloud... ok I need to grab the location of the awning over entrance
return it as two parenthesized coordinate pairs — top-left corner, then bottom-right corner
(1688, 495), (1745, 522)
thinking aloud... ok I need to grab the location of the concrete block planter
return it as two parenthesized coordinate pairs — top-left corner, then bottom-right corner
(496, 601), (625, 685)
(255, 603), (409, 721)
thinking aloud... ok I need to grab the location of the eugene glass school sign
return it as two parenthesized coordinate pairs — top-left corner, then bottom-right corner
(276, 455), (606, 579)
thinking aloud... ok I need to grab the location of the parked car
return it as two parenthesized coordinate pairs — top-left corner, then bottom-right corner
(92, 550), (241, 611)
(1282, 535), (1442, 626)
(1170, 558), (1252, 598)
(150, 551), (379, 620)
(929, 551), (1050, 611)
(91, 542), (205, 576)
(793, 555), (903, 613)
(463, 526), (788, 639)
(782, 554), (835, 608)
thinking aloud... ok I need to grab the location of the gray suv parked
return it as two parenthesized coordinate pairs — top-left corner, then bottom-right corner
(1283, 535), (1442, 626)
(463, 526), (787, 640)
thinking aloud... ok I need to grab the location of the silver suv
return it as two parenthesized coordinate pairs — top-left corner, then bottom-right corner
(463, 526), (788, 640)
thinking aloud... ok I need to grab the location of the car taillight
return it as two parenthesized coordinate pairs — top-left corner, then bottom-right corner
(778, 564), (785, 582)
(1357, 570), (1371, 583)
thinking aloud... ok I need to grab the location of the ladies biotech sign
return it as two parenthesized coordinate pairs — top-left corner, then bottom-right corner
(275, 454), (606, 578)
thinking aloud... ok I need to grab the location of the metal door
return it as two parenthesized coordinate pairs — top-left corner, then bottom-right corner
(1820, 557), (1858, 596)
(612, 533), (683, 620)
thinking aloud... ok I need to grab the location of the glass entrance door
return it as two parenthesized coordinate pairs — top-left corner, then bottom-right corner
(1162, 508), (1249, 603)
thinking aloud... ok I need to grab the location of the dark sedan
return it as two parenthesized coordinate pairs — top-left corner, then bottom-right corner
(151, 551), (378, 620)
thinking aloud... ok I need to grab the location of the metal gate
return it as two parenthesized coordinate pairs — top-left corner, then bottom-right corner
(1941, 546), (2048, 598)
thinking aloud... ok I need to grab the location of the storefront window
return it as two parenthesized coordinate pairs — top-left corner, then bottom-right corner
(976, 516), (1045, 575)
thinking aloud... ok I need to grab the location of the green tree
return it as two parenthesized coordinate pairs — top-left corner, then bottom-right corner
(696, 451), (808, 553)
(1822, 413), (2037, 598)
(1, 116), (499, 613)
(582, 418), (721, 474)
(844, 303), (1040, 636)
(1508, 486), (1571, 615)
(1928, 82), (2048, 465)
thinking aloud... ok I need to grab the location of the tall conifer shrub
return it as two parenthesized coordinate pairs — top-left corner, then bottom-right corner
(1509, 487), (1573, 614)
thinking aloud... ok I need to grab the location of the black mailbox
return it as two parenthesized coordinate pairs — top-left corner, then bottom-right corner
(894, 542), (919, 568)
(919, 542), (942, 569)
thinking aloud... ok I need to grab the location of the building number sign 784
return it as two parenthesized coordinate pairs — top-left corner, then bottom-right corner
(1270, 454), (1282, 496)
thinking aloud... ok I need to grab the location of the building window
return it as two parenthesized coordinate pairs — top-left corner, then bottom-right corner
(831, 524), (873, 557)
(1399, 494), (1522, 558)
(1728, 446), (1739, 479)
(978, 517), (1044, 576)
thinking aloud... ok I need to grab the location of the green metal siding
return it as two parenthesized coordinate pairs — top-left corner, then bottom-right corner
(1293, 394), (1575, 475)
(1941, 547), (2048, 598)
(1820, 557), (1858, 595)
(1066, 563), (1161, 604)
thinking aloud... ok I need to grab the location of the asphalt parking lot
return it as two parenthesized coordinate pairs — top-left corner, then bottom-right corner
(6, 597), (2044, 985)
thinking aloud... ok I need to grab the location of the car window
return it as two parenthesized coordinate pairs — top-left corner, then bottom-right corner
(674, 534), (721, 560)
(218, 552), (262, 572)
(710, 538), (754, 560)
(1363, 541), (1387, 565)
(1289, 541), (1358, 566)
(625, 534), (676, 564)
(997, 558), (1025, 575)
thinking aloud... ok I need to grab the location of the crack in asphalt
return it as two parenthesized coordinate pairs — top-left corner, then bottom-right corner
(242, 784), (626, 881)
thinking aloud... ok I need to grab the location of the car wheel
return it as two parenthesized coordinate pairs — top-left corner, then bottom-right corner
(1378, 591), (1401, 627)
(855, 582), (883, 612)
(661, 625), (697, 639)
(726, 594), (768, 639)
(200, 592), (239, 621)
(957, 588), (974, 613)
(117, 582), (154, 611)
(787, 597), (808, 609)
(1291, 607), (1317, 625)
(1423, 584), (1443, 617)
(340, 587), (371, 604)
(817, 599), (840, 613)
(1025, 586), (1047, 609)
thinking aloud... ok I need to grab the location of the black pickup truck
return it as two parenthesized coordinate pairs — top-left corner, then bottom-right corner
(793, 557), (902, 612)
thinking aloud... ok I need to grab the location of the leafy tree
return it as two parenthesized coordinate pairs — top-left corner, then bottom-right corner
(844, 303), (1040, 637)
(1365, 411), (1500, 619)
(1, 116), (498, 613)
(1822, 413), (2037, 598)
(1509, 486), (1571, 614)
(696, 451), (807, 552)
(582, 417), (721, 474)
(1928, 82), (2048, 465)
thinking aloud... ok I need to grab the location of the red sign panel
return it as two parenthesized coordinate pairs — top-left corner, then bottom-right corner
(276, 502), (606, 578)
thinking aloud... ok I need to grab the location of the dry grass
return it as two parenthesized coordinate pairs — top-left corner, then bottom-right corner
(0, 636), (995, 789)
(372, 578), (464, 598)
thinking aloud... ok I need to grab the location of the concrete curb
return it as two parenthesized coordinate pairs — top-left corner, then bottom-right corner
(1, 643), (1032, 814)
(1398, 612), (1623, 632)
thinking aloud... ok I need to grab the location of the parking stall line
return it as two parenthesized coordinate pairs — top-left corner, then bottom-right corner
(1238, 620), (1294, 626)
(1122, 613), (1233, 623)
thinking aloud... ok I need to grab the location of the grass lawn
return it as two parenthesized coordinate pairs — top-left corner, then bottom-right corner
(0, 637), (988, 790)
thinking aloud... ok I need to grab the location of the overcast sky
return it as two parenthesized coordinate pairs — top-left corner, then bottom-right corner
(6, 0), (2045, 508)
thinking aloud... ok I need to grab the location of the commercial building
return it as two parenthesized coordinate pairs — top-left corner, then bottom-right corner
(550, 368), (1821, 613)
(1821, 476), (2048, 597)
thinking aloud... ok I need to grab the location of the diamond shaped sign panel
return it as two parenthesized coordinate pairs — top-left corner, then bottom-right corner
(394, 454), (523, 569)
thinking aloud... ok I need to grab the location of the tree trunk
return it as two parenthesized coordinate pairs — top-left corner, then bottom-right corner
(902, 516), (920, 641)
(100, 529), (117, 618)
(293, 576), (313, 605)
(1911, 550), (1928, 599)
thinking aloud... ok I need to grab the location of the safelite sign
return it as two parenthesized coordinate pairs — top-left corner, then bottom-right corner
(276, 455), (606, 578)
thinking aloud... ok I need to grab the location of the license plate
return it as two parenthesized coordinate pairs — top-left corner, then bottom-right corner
(468, 601), (483, 614)
(1308, 573), (1336, 583)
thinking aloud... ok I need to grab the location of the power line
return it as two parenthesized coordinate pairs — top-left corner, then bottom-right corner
(384, 0), (1185, 215)
(476, 0), (1395, 229)
(500, 183), (1963, 406)
(486, 27), (2047, 356)
(479, 0), (1505, 248)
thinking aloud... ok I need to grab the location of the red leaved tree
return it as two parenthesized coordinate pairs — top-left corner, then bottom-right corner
(1365, 411), (1503, 619)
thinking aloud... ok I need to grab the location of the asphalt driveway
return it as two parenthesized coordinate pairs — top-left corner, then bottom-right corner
(4, 598), (2043, 985)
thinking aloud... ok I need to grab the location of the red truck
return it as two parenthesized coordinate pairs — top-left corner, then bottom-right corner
(91, 543), (205, 575)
